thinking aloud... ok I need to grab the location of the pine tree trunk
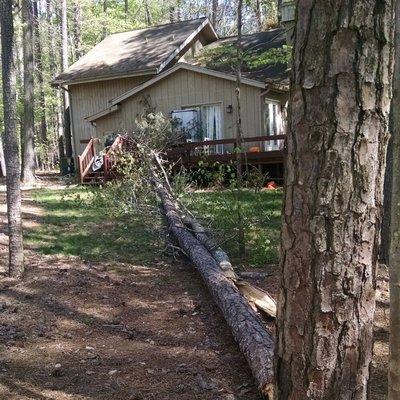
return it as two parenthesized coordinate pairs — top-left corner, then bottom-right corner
(211, 0), (218, 30)
(389, 2), (400, 398)
(33, 0), (47, 146)
(254, 0), (262, 31)
(124, 0), (128, 22)
(102, 0), (107, 39)
(144, 0), (152, 25)
(235, 0), (245, 258)
(276, 2), (394, 399)
(46, 0), (59, 164)
(0, 0), (24, 278)
(72, 0), (83, 61)
(21, 0), (36, 183)
(61, 0), (73, 159)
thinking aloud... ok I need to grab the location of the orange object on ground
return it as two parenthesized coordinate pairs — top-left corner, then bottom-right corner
(265, 181), (277, 190)
(249, 146), (260, 153)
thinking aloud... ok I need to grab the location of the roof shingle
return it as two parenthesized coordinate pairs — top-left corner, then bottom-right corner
(54, 18), (216, 85)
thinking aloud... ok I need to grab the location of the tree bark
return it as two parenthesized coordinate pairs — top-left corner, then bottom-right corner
(144, 0), (152, 25)
(235, 0), (245, 258)
(124, 0), (128, 22)
(0, 0), (24, 278)
(33, 0), (47, 146)
(61, 0), (73, 159)
(388, 1), (400, 398)
(211, 0), (218, 30)
(276, 2), (394, 400)
(102, 0), (107, 39)
(253, 0), (263, 31)
(21, 0), (36, 183)
(72, 0), (83, 61)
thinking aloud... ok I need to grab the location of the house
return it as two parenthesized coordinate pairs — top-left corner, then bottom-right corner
(53, 17), (290, 182)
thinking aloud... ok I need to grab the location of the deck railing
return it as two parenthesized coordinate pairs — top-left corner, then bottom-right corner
(103, 135), (124, 181)
(77, 138), (96, 184)
(166, 134), (286, 165)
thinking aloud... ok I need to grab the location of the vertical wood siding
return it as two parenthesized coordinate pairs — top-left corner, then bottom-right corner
(94, 70), (267, 143)
(69, 75), (152, 154)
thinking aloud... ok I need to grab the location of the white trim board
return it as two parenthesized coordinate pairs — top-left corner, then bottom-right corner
(157, 18), (218, 73)
(86, 104), (121, 123)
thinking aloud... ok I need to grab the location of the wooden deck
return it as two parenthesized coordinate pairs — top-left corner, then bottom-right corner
(78, 134), (286, 184)
(166, 134), (285, 168)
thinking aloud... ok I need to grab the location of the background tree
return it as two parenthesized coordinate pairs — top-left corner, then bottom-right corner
(276, 2), (394, 399)
(61, 0), (72, 160)
(21, 0), (36, 183)
(0, 0), (24, 278)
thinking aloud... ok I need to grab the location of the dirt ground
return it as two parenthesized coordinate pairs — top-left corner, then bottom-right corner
(0, 178), (389, 399)
(0, 180), (263, 400)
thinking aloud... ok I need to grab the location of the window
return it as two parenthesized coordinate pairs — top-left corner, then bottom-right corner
(173, 103), (223, 153)
(264, 100), (283, 150)
(198, 104), (222, 141)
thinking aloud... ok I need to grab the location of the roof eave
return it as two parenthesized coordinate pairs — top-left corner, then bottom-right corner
(157, 18), (218, 74)
(52, 68), (158, 87)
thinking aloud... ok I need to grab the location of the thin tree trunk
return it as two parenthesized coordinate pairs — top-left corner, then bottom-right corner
(254, 0), (263, 31)
(0, 0), (24, 278)
(102, 0), (107, 39)
(33, 0), (47, 145)
(46, 0), (59, 165)
(169, 6), (175, 23)
(276, 2), (394, 399)
(144, 0), (152, 25)
(211, 0), (218, 30)
(124, 0), (128, 22)
(61, 0), (72, 159)
(389, 2), (400, 398)
(235, 0), (245, 258)
(72, 0), (83, 61)
(21, 0), (36, 183)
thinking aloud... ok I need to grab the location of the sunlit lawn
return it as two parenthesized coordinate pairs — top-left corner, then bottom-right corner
(26, 187), (162, 265)
(181, 189), (283, 267)
(26, 186), (282, 269)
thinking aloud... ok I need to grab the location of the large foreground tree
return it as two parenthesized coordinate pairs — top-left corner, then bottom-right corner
(389, 1), (400, 398)
(276, 2), (394, 399)
(0, 0), (24, 278)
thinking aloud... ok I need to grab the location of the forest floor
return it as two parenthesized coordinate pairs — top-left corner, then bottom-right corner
(0, 175), (389, 399)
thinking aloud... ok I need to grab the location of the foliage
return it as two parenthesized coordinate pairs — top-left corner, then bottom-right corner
(195, 43), (292, 73)
(133, 112), (182, 151)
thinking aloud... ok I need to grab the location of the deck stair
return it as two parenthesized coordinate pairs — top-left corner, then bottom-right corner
(78, 135), (124, 185)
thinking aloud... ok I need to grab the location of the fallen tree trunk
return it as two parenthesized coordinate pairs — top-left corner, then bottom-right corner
(182, 213), (276, 316)
(153, 177), (275, 398)
(151, 152), (276, 317)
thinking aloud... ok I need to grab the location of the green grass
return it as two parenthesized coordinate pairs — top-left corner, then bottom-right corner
(26, 186), (283, 269)
(180, 189), (283, 267)
(26, 187), (162, 266)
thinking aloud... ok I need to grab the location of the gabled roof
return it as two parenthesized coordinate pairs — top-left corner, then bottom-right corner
(86, 62), (265, 123)
(53, 18), (218, 85)
(193, 28), (289, 83)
